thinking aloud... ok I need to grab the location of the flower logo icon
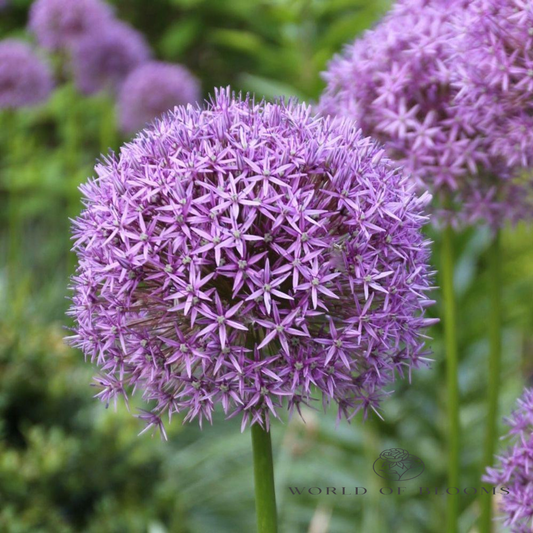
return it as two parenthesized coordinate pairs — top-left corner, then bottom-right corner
(373, 448), (425, 481)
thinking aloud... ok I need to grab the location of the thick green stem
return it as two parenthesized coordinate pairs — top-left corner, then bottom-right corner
(251, 422), (278, 533)
(479, 231), (502, 533)
(361, 419), (385, 533)
(442, 224), (459, 533)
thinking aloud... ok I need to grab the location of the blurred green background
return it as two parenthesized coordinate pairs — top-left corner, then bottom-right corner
(1, 1), (532, 531)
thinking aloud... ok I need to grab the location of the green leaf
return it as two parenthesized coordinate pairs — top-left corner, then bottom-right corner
(159, 19), (202, 58)
(209, 29), (264, 55)
(318, 10), (378, 50)
(238, 73), (307, 101)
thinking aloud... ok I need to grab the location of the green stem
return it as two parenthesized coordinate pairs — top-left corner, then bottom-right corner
(63, 84), (81, 275)
(442, 224), (459, 533)
(100, 94), (117, 154)
(361, 419), (385, 533)
(479, 230), (502, 533)
(64, 84), (81, 176)
(5, 111), (22, 305)
(251, 422), (278, 533)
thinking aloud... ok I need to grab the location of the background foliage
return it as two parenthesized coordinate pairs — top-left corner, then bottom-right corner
(1, 1), (532, 531)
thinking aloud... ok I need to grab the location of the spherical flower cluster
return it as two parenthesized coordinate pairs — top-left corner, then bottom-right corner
(484, 388), (533, 532)
(319, 0), (524, 226)
(29, 0), (113, 51)
(0, 40), (53, 109)
(453, 0), (533, 221)
(72, 21), (150, 95)
(68, 88), (435, 434)
(118, 61), (200, 134)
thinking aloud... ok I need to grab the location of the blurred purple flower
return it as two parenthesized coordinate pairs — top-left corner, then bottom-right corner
(29, 0), (113, 51)
(452, 0), (533, 222)
(484, 388), (533, 532)
(118, 61), (200, 133)
(0, 39), (53, 109)
(72, 20), (150, 95)
(319, 0), (529, 227)
(67, 88), (435, 434)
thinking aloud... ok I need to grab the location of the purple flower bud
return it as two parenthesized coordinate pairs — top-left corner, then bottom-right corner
(484, 388), (533, 533)
(29, 0), (113, 51)
(67, 87), (435, 434)
(72, 20), (150, 95)
(118, 61), (200, 134)
(0, 39), (53, 109)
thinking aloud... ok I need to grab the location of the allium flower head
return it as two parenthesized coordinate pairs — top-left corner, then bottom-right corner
(29, 0), (113, 51)
(484, 388), (533, 532)
(68, 88), (435, 434)
(319, 0), (527, 226)
(452, 0), (533, 221)
(118, 61), (200, 134)
(72, 20), (150, 95)
(0, 40), (53, 109)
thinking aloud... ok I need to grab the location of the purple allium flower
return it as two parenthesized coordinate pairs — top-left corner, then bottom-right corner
(452, 0), (533, 221)
(72, 20), (150, 95)
(68, 88), (435, 434)
(118, 61), (200, 134)
(319, 0), (529, 226)
(484, 388), (533, 532)
(29, 0), (113, 51)
(0, 40), (53, 109)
